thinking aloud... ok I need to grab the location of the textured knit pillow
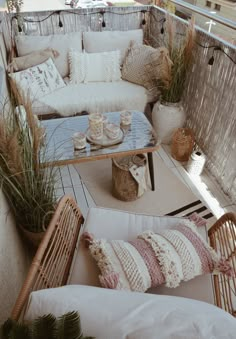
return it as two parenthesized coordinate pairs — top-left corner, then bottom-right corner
(8, 48), (60, 72)
(84, 218), (231, 292)
(69, 50), (121, 84)
(121, 41), (172, 101)
(9, 58), (65, 100)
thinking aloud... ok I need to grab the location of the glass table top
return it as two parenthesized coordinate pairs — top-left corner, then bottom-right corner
(41, 111), (159, 166)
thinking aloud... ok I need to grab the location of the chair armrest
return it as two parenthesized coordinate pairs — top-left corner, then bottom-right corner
(11, 195), (84, 321)
(208, 212), (236, 316)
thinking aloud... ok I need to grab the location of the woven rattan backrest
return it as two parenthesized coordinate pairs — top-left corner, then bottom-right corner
(11, 195), (84, 321)
(208, 212), (236, 317)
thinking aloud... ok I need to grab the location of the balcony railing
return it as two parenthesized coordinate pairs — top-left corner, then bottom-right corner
(0, 5), (235, 203)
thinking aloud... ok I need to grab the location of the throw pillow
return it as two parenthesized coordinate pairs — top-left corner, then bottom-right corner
(83, 218), (232, 292)
(69, 50), (121, 84)
(122, 41), (172, 101)
(15, 32), (83, 78)
(9, 58), (65, 100)
(8, 48), (60, 72)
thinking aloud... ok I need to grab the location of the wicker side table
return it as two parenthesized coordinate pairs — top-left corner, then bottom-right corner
(112, 155), (147, 201)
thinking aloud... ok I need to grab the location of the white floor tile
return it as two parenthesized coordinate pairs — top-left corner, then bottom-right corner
(59, 166), (73, 188)
(82, 182), (96, 208)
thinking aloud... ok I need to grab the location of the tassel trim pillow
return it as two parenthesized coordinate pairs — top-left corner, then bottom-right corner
(82, 216), (234, 292)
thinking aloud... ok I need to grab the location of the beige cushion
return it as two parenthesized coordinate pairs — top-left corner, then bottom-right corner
(83, 29), (143, 64)
(122, 42), (172, 101)
(8, 48), (59, 72)
(69, 50), (121, 84)
(15, 32), (82, 77)
(9, 58), (65, 100)
(69, 207), (215, 305)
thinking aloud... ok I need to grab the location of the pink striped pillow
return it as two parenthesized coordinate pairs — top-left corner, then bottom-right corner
(83, 218), (232, 292)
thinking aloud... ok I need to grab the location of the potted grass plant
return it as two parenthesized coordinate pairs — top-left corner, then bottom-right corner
(152, 15), (195, 144)
(0, 91), (58, 246)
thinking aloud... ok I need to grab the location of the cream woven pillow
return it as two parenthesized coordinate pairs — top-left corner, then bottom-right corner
(122, 42), (172, 101)
(69, 50), (121, 84)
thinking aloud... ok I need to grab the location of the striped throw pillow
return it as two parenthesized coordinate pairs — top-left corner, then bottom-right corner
(85, 219), (231, 292)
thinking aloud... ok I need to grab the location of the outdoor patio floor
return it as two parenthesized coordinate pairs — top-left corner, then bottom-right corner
(56, 144), (236, 220)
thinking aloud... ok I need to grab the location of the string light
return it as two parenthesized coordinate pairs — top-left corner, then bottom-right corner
(11, 9), (236, 65)
(58, 11), (63, 28)
(100, 10), (106, 28)
(141, 10), (146, 26)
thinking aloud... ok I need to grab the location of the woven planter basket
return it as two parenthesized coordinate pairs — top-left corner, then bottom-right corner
(112, 154), (147, 201)
(171, 128), (194, 162)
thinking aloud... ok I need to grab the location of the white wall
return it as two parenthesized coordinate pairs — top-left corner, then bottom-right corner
(0, 190), (30, 324)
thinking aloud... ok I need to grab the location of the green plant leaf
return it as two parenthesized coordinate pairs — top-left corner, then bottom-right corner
(32, 314), (57, 339)
(1, 318), (30, 339)
(57, 311), (82, 339)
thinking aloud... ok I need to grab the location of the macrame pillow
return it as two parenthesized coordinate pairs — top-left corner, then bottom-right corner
(69, 50), (121, 84)
(83, 217), (233, 292)
(121, 41), (172, 101)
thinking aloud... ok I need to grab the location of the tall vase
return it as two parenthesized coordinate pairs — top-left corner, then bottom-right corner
(152, 101), (186, 144)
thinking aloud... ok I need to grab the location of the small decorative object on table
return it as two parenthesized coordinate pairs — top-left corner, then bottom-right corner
(171, 128), (194, 162)
(88, 113), (103, 140)
(120, 110), (132, 125)
(187, 150), (206, 175)
(72, 132), (86, 150)
(105, 123), (120, 140)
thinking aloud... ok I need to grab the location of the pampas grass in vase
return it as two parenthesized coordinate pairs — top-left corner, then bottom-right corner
(0, 88), (58, 244)
(152, 15), (196, 144)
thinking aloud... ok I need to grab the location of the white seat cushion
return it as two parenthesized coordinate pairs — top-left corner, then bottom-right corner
(24, 285), (236, 339)
(68, 207), (215, 304)
(35, 80), (148, 116)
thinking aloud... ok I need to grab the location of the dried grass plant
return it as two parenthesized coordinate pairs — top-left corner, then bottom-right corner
(0, 85), (58, 233)
(161, 15), (196, 103)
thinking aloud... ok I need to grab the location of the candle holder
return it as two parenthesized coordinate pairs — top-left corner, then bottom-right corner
(72, 132), (86, 150)
(120, 110), (132, 125)
(88, 113), (103, 140)
(171, 128), (194, 162)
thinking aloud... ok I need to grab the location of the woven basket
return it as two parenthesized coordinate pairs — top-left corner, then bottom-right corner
(112, 155), (147, 201)
(171, 128), (194, 162)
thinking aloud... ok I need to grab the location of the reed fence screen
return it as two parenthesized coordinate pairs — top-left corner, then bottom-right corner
(0, 5), (235, 203)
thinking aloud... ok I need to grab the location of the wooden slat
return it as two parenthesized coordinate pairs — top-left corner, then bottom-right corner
(208, 212), (236, 317)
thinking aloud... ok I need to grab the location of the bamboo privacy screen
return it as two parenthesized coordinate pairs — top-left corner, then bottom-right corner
(0, 6), (235, 203)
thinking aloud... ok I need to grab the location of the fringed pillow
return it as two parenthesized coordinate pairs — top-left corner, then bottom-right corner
(121, 41), (172, 102)
(82, 216), (233, 292)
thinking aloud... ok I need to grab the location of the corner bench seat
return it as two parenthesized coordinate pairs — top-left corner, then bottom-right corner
(33, 80), (151, 117)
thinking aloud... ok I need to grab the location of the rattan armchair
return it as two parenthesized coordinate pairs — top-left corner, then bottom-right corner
(208, 212), (236, 316)
(11, 195), (236, 321)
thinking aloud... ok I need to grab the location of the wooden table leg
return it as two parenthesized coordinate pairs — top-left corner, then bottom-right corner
(147, 152), (155, 191)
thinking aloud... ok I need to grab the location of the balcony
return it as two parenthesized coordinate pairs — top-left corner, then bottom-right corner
(0, 3), (235, 325)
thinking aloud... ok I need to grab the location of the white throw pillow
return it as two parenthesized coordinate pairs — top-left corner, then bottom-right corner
(83, 29), (143, 64)
(9, 58), (65, 100)
(69, 50), (121, 84)
(15, 32), (82, 78)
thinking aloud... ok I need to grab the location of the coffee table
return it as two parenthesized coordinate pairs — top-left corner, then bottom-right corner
(41, 111), (160, 190)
